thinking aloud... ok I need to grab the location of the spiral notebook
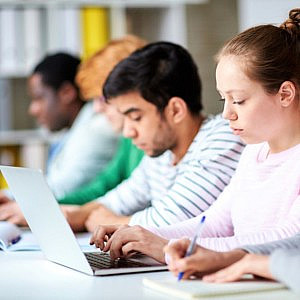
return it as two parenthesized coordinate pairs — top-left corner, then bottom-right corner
(143, 277), (287, 299)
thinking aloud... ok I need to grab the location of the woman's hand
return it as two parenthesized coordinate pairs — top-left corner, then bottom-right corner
(164, 238), (247, 280)
(203, 254), (273, 283)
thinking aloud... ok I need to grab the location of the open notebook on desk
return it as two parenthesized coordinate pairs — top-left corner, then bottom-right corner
(0, 221), (22, 251)
(0, 222), (96, 252)
(143, 277), (289, 299)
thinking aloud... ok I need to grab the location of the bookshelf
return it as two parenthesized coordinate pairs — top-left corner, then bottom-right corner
(0, 130), (49, 168)
(0, 129), (49, 188)
(0, 0), (207, 130)
(0, 0), (207, 78)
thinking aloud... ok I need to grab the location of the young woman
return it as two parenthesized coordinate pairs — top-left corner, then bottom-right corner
(90, 8), (300, 275)
(165, 8), (300, 289)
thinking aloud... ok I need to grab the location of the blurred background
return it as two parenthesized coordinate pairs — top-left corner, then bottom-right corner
(0, 0), (298, 177)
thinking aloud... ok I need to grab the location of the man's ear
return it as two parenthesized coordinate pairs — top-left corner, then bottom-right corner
(57, 82), (78, 105)
(278, 81), (296, 107)
(165, 97), (188, 124)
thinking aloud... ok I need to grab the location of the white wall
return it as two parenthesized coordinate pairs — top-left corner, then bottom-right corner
(238, 0), (300, 31)
(186, 0), (238, 115)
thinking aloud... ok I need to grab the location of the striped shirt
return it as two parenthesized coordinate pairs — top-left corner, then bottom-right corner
(98, 114), (245, 227)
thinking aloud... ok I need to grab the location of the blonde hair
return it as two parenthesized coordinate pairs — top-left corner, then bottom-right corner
(76, 35), (147, 100)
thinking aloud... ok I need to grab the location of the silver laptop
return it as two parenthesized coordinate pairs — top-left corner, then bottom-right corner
(0, 165), (167, 276)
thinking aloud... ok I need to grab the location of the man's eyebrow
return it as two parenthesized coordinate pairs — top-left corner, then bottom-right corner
(121, 108), (141, 115)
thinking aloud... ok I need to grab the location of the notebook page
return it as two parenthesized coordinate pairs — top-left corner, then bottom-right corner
(8, 231), (96, 251)
(0, 221), (21, 251)
(143, 277), (287, 299)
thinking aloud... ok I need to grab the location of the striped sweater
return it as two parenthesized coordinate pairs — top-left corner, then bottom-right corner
(97, 114), (245, 227)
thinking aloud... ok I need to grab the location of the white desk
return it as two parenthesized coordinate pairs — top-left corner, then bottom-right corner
(0, 250), (298, 300)
(0, 251), (172, 300)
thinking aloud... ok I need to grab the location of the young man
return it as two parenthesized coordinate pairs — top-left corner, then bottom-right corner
(28, 53), (117, 198)
(0, 53), (117, 224)
(65, 42), (245, 232)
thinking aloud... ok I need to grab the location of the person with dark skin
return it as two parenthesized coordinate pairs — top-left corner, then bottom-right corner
(28, 54), (83, 133)
(0, 53), (118, 225)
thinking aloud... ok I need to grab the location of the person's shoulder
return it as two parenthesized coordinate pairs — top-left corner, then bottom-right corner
(132, 151), (171, 176)
(89, 113), (115, 133)
(144, 150), (172, 166)
(195, 114), (244, 145)
(78, 105), (117, 138)
(75, 102), (94, 121)
(237, 143), (265, 163)
(241, 143), (263, 154)
(69, 102), (95, 131)
(201, 113), (231, 132)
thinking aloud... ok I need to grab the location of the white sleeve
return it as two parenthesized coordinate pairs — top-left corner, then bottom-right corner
(270, 249), (300, 293)
(98, 157), (152, 215)
(47, 113), (118, 198)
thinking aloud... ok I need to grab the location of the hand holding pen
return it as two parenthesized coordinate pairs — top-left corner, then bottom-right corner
(177, 215), (206, 281)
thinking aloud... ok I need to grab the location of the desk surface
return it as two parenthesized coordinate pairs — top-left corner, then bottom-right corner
(0, 251), (298, 300)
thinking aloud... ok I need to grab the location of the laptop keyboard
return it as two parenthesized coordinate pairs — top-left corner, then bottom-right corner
(84, 252), (151, 270)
